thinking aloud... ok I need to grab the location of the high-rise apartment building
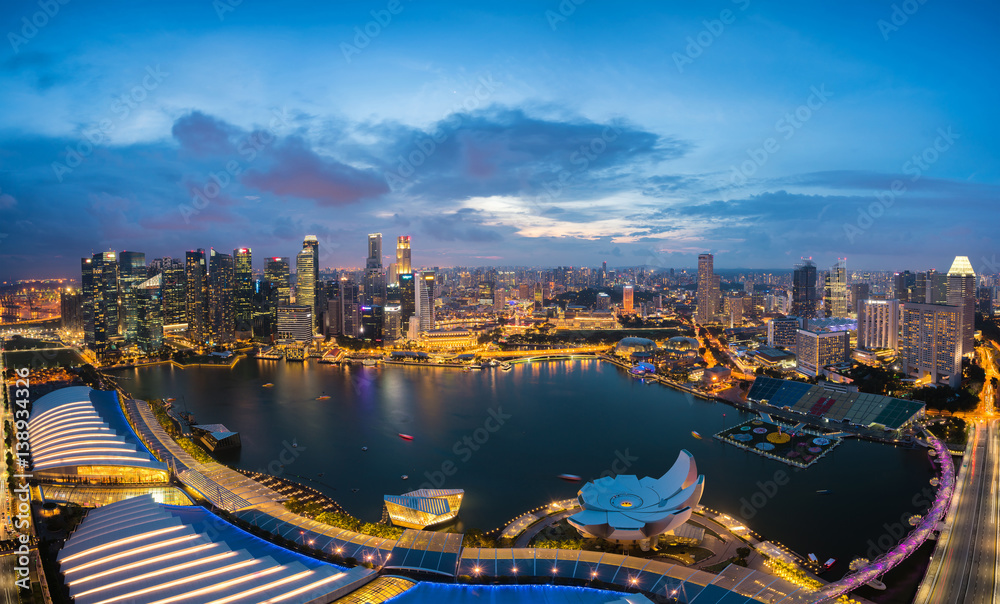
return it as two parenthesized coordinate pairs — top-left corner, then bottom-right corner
(265, 257), (291, 306)
(901, 302), (961, 387)
(209, 249), (235, 343)
(792, 259), (817, 317)
(185, 249), (209, 345)
(795, 328), (850, 377)
(946, 256), (976, 358)
(696, 253), (718, 324)
(857, 299), (898, 350)
(824, 258), (848, 317)
(767, 316), (801, 349)
(233, 248), (253, 337)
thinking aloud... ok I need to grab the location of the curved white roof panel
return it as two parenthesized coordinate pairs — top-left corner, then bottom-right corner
(58, 495), (367, 604)
(29, 386), (167, 474)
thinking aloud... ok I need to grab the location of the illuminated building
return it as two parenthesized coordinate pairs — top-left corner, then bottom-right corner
(623, 285), (634, 313)
(399, 272), (415, 327)
(568, 450), (704, 549)
(209, 249), (235, 344)
(60, 287), (83, 332)
(723, 294), (743, 327)
(296, 246), (316, 316)
(396, 235), (411, 276)
(533, 282), (543, 310)
(767, 316), (800, 349)
(849, 283), (870, 318)
(893, 270), (914, 302)
(277, 305), (313, 343)
(81, 252), (119, 356)
(795, 328), (849, 377)
(265, 257), (291, 306)
(596, 292), (611, 310)
(251, 279), (278, 344)
(185, 249), (209, 345)
(946, 255), (976, 357)
(901, 302), (961, 387)
(118, 250), (146, 345)
(857, 299), (898, 351)
(824, 258), (848, 317)
(696, 253), (718, 324)
(233, 247), (253, 337)
(418, 329), (476, 350)
(384, 489), (464, 529)
(384, 305), (402, 341)
(136, 273), (163, 352)
(365, 233), (385, 305)
(29, 387), (169, 484)
(161, 258), (187, 326)
(359, 305), (384, 344)
(416, 271), (435, 331)
(792, 259), (817, 317)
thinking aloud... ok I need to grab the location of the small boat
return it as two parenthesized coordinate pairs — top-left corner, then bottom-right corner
(316, 395), (331, 400)
(362, 359), (377, 367)
(351, 488), (360, 493)
(691, 431), (702, 440)
(262, 383), (274, 388)
(823, 558), (837, 568)
(808, 553), (819, 564)
(816, 489), (832, 494)
(557, 474), (581, 482)
(401, 475), (409, 480)
(318, 473), (324, 477)
(361, 446), (368, 452)
(398, 433), (414, 441)
(166, 398), (176, 402)
(292, 438), (298, 448)
(501, 362), (512, 371)
(468, 364), (483, 370)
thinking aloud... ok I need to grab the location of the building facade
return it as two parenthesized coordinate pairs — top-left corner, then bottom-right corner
(857, 299), (898, 351)
(901, 302), (962, 387)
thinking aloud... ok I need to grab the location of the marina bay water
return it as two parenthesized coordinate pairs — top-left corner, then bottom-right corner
(113, 358), (934, 569)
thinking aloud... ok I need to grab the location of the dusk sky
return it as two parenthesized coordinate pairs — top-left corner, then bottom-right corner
(1, 0), (997, 280)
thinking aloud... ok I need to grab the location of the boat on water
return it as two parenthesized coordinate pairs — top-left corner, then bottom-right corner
(166, 398), (176, 402)
(316, 395), (331, 400)
(691, 431), (702, 439)
(816, 489), (832, 494)
(557, 474), (582, 482)
(398, 433), (414, 441)
(468, 364), (483, 370)
(292, 438), (298, 448)
(262, 383), (274, 388)
(362, 358), (377, 367)
(501, 362), (512, 371)
(401, 475), (409, 480)
(361, 446), (368, 452)
(808, 553), (819, 564)
(823, 558), (836, 569)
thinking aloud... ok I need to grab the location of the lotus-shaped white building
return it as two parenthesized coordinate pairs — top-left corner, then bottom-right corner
(567, 450), (704, 547)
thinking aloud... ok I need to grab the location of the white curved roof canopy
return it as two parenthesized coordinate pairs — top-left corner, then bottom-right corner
(58, 495), (365, 604)
(568, 450), (705, 542)
(29, 386), (166, 473)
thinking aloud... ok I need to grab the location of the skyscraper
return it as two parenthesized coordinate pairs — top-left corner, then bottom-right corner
(696, 253), (718, 324)
(415, 271), (435, 331)
(824, 258), (848, 317)
(161, 258), (187, 325)
(947, 255), (976, 357)
(795, 328), (850, 377)
(233, 248), (253, 337)
(849, 283), (870, 318)
(399, 272), (415, 326)
(396, 235), (411, 276)
(367, 233), (383, 270)
(251, 279), (278, 344)
(302, 235), (320, 316)
(792, 259), (817, 317)
(209, 249), (235, 343)
(135, 273), (163, 352)
(265, 257), (291, 306)
(893, 271), (914, 302)
(296, 246), (316, 319)
(901, 302), (961, 387)
(118, 251), (146, 345)
(622, 285), (634, 314)
(857, 299), (898, 350)
(364, 233), (385, 305)
(185, 249), (209, 345)
(81, 252), (119, 356)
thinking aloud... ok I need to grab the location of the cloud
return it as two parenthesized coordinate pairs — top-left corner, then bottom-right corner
(172, 111), (240, 157)
(421, 208), (504, 243)
(242, 137), (389, 206)
(0, 193), (16, 209)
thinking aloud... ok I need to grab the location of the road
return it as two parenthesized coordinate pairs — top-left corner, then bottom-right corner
(0, 554), (20, 604)
(915, 419), (1000, 604)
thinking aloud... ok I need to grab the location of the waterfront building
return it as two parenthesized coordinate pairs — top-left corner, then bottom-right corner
(265, 256), (291, 306)
(900, 302), (962, 387)
(233, 247), (253, 337)
(568, 450), (704, 549)
(384, 304), (402, 341)
(384, 489), (464, 529)
(359, 305), (384, 344)
(696, 253), (719, 324)
(824, 258), (848, 317)
(209, 249), (235, 344)
(118, 250), (146, 346)
(251, 279), (278, 344)
(296, 245), (316, 320)
(185, 249), (209, 345)
(792, 259), (817, 317)
(614, 337), (657, 359)
(857, 299), (898, 351)
(418, 329), (477, 351)
(277, 305), (313, 344)
(29, 387), (169, 483)
(795, 328), (849, 377)
(946, 255), (976, 358)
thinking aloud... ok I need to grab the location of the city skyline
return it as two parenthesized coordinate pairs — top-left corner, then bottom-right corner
(1, 1), (998, 280)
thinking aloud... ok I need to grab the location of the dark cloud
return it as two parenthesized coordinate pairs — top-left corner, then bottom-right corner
(172, 111), (241, 157)
(421, 208), (504, 243)
(1, 52), (73, 90)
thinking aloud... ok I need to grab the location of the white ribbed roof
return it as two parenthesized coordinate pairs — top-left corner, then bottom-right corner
(29, 386), (166, 473)
(59, 495), (358, 604)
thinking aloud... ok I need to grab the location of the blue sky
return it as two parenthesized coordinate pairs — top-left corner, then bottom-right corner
(0, 0), (997, 279)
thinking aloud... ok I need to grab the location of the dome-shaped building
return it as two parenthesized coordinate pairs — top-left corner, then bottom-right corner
(666, 336), (699, 352)
(614, 337), (657, 359)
